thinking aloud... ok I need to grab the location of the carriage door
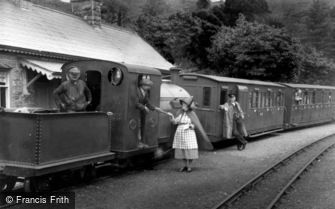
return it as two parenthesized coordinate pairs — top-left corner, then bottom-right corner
(235, 85), (249, 128)
(235, 85), (249, 111)
(220, 86), (229, 139)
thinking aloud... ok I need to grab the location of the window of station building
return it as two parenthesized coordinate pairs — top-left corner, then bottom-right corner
(0, 71), (8, 108)
(203, 87), (211, 107)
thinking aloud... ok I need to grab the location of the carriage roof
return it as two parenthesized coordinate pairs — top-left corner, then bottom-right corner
(281, 83), (335, 90)
(180, 73), (284, 88)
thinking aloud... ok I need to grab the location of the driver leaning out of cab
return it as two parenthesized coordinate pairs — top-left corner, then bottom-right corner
(53, 66), (92, 112)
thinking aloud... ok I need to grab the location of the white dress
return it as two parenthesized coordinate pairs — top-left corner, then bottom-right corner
(172, 112), (198, 159)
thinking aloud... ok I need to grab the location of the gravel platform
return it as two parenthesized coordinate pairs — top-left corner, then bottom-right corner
(73, 123), (335, 209)
(277, 144), (335, 209)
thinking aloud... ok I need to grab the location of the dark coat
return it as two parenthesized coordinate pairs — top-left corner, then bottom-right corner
(53, 80), (92, 112)
(135, 87), (155, 112)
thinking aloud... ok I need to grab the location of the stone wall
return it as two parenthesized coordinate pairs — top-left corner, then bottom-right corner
(0, 52), (61, 108)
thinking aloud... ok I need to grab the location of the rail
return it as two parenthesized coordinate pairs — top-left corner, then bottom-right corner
(211, 134), (335, 209)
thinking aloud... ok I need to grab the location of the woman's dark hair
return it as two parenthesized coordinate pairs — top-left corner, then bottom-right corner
(228, 94), (236, 98)
(180, 100), (193, 111)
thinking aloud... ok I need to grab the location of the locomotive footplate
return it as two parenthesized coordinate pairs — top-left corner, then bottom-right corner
(1, 152), (116, 177)
(113, 146), (158, 159)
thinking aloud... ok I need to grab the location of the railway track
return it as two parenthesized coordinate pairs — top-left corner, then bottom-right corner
(0, 151), (172, 209)
(212, 134), (335, 209)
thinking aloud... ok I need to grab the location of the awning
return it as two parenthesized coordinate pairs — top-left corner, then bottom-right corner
(20, 59), (63, 80)
(0, 63), (11, 70)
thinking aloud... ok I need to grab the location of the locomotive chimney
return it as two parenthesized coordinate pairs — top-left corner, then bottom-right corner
(71, 0), (102, 27)
(170, 67), (182, 83)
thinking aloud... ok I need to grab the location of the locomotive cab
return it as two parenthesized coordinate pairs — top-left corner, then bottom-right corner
(62, 60), (162, 157)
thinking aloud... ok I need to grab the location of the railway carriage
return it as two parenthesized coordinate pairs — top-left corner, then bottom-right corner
(171, 70), (286, 142)
(282, 83), (335, 128)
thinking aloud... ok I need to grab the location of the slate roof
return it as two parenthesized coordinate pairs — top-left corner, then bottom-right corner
(0, 0), (173, 70)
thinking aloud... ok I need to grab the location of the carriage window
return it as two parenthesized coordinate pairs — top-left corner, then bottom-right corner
(267, 91), (272, 107)
(324, 92), (328, 103)
(203, 87), (211, 107)
(276, 91), (283, 106)
(312, 91), (316, 104)
(265, 92), (269, 107)
(252, 91), (259, 108)
(303, 91), (308, 104)
(220, 88), (227, 105)
(249, 92), (252, 108)
(329, 92), (332, 103)
(261, 92), (266, 108)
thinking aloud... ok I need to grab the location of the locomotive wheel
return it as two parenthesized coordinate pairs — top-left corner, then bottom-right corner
(83, 165), (96, 182)
(24, 177), (50, 193)
(0, 175), (17, 192)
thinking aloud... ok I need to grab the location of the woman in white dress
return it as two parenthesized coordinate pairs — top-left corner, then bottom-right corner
(168, 97), (199, 172)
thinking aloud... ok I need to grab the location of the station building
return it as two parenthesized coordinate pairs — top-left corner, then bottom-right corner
(0, 0), (173, 109)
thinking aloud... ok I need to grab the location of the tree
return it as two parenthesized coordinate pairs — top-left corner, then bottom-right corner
(196, 0), (211, 10)
(135, 14), (173, 62)
(141, 0), (172, 17)
(101, 0), (130, 26)
(298, 46), (335, 85)
(223, 0), (270, 26)
(304, 0), (331, 50)
(208, 15), (302, 82)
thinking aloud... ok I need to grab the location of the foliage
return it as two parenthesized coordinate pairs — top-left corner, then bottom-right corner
(135, 14), (173, 62)
(208, 15), (302, 82)
(298, 47), (335, 85)
(223, 0), (270, 26)
(196, 0), (211, 10)
(141, 0), (172, 17)
(101, 0), (130, 26)
(304, 1), (330, 48)
(268, 0), (335, 61)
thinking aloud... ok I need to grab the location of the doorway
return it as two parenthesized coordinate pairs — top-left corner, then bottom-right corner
(86, 71), (101, 111)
